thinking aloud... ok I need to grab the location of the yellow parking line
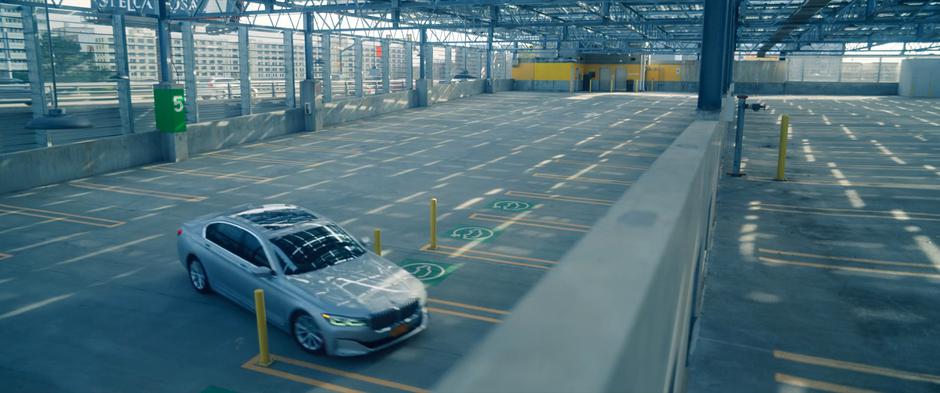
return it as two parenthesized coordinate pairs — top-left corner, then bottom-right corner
(757, 204), (940, 222)
(758, 256), (940, 280)
(747, 176), (940, 191)
(774, 373), (880, 393)
(533, 173), (632, 186)
(433, 244), (559, 265)
(70, 181), (206, 202)
(469, 212), (590, 233)
(0, 203), (125, 228)
(506, 190), (614, 206)
(572, 148), (660, 157)
(272, 355), (429, 393)
(142, 166), (267, 182)
(759, 248), (934, 268)
(241, 356), (362, 393)
(422, 248), (550, 270)
(775, 350), (940, 385)
(428, 307), (502, 324)
(428, 298), (510, 316)
(250, 142), (362, 155)
(206, 152), (328, 168)
(552, 159), (648, 170)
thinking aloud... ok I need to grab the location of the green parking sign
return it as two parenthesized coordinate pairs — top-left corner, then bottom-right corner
(398, 259), (462, 287)
(154, 86), (186, 133)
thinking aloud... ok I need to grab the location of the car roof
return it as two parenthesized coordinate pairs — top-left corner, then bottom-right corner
(222, 204), (325, 233)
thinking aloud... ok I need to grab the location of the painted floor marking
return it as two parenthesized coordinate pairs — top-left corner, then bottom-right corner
(756, 203), (940, 222)
(271, 354), (429, 393)
(758, 256), (940, 280)
(774, 373), (879, 393)
(747, 176), (940, 191)
(429, 298), (510, 316)
(241, 356), (362, 393)
(0, 253), (10, 261)
(0, 203), (125, 228)
(551, 159), (648, 170)
(775, 350), (940, 385)
(53, 234), (164, 267)
(70, 181), (207, 202)
(505, 191), (614, 206)
(571, 148), (661, 157)
(469, 212), (590, 233)
(247, 142), (362, 155)
(206, 152), (328, 168)
(533, 173), (632, 186)
(759, 248), (934, 268)
(421, 244), (556, 270)
(428, 307), (502, 324)
(142, 165), (268, 183)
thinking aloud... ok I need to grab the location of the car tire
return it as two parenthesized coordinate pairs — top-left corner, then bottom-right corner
(291, 312), (326, 354)
(188, 258), (212, 294)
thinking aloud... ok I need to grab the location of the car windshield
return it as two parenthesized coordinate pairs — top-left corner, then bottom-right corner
(271, 224), (365, 275)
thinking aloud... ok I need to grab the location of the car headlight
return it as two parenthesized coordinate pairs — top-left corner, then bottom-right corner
(321, 313), (367, 327)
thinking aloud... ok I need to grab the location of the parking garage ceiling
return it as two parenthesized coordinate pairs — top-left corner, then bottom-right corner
(4, 0), (940, 54)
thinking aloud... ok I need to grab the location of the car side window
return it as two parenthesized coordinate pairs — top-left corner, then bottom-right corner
(240, 232), (270, 268)
(206, 223), (269, 268)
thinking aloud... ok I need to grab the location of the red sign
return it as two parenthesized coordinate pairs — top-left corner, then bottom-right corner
(376, 45), (383, 58)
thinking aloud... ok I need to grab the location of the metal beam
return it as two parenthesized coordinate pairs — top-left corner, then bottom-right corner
(698, 0), (730, 111)
(21, 6), (46, 118)
(381, 38), (390, 93)
(181, 20), (198, 123)
(283, 30), (296, 107)
(238, 26), (251, 115)
(322, 32), (332, 102)
(354, 37), (363, 96)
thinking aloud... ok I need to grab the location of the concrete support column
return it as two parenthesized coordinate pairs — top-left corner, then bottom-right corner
(156, 4), (173, 84)
(238, 26), (251, 115)
(283, 30), (295, 108)
(477, 50), (483, 78)
(424, 44), (434, 81)
(181, 21), (198, 123)
(485, 6), (496, 93)
(113, 14), (135, 132)
(416, 78), (431, 107)
(381, 39), (390, 93)
(354, 37), (363, 96)
(697, 0), (731, 111)
(443, 46), (451, 81)
(404, 41), (414, 90)
(321, 32), (332, 103)
(462, 47), (469, 72)
(21, 7), (46, 118)
(300, 79), (323, 131)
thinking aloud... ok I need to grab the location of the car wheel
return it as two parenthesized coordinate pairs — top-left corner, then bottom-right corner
(292, 313), (325, 354)
(188, 258), (211, 294)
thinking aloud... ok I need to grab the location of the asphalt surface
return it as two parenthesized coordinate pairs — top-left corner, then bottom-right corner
(0, 91), (697, 393)
(687, 96), (940, 393)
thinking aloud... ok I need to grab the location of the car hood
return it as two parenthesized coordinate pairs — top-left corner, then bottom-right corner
(283, 253), (424, 314)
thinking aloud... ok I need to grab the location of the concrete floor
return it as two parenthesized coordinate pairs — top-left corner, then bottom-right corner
(688, 96), (940, 392)
(0, 91), (697, 393)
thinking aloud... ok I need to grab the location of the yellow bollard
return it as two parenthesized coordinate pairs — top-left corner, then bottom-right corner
(254, 289), (273, 367)
(373, 228), (382, 256)
(775, 115), (790, 181)
(429, 198), (438, 250)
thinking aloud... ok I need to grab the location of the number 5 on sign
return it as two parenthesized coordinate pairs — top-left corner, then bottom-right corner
(173, 96), (184, 112)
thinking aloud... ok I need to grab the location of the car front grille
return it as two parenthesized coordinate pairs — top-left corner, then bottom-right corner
(369, 299), (420, 330)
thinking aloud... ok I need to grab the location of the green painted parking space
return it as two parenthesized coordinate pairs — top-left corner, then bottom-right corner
(446, 225), (501, 242)
(397, 259), (463, 287)
(486, 199), (534, 212)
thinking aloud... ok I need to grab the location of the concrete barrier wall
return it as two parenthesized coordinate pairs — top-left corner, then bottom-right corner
(438, 119), (726, 393)
(429, 80), (485, 103)
(187, 109), (304, 155)
(899, 59), (940, 97)
(322, 90), (417, 126)
(514, 80), (572, 92)
(0, 86), (505, 195)
(491, 79), (515, 93)
(0, 131), (164, 195)
(735, 82), (898, 95)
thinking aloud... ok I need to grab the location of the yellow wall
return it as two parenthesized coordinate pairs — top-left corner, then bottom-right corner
(512, 62), (575, 81)
(513, 61), (685, 83)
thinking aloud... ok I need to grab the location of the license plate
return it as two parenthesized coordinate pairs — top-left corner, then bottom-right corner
(390, 324), (410, 337)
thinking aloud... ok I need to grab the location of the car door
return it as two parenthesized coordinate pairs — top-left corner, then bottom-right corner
(220, 225), (293, 327)
(203, 222), (262, 308)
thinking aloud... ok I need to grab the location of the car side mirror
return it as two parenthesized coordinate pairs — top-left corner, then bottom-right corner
(251, 266), (274, 277)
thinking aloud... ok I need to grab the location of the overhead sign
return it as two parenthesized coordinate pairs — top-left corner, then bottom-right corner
(93, 0), (199, 16)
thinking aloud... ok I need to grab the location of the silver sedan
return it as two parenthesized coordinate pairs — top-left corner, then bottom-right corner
(176, 204), (428, 356)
